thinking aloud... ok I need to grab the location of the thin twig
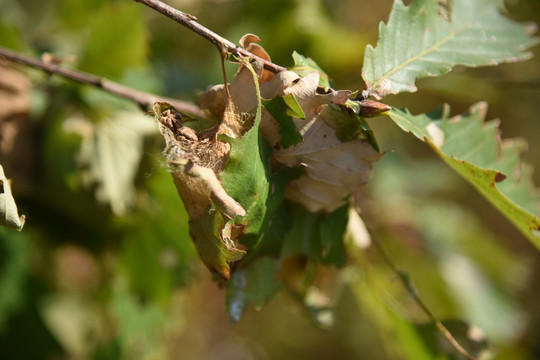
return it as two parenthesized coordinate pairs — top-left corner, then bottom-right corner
(0, 46), (205, 118)
(350, 213), (478, 360)
(371, 239), (477, 360)
(133, 0), (286, 74)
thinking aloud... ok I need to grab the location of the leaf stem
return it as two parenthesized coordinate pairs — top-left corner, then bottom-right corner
(0, 46), (204, 118)
(351, 214), (478, 360)
(133, 0), (286, 74)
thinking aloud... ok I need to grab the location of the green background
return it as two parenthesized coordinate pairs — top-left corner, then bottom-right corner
(0, 0), (539, 359)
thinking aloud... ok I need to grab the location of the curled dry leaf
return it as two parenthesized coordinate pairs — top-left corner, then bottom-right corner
(267, 72), (381, 212)
(154, 102), (249, 279)
(239, 34), (274, 84)
(220, 67), (382, 212)
(162, 35), (381, 280)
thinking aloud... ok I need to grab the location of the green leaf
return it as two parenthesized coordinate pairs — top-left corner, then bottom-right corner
(362, 0), (538, 99)
(0, 165), (25, 231)
(290, 51), (331, 88)
(282, 93), (305, 119)
(225, 257), (282, 322)
(262, 96), (303, 148)
(189, 207), (246, 279)
(219, 61), (274, 249)
(387, 103), (540, 248)
(240, 167), (305, 266)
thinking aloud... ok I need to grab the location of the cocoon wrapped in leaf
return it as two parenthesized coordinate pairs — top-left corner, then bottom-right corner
(215, 67), (381, 212)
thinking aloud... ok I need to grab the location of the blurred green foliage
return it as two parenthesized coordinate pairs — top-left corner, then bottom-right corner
(0, 0), (539, 359)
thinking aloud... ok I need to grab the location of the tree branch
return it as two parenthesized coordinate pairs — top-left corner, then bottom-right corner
(133, 0), (287, 74)
(0, 46), (205, 118)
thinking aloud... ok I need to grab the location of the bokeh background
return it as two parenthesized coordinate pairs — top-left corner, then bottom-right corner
(1, 0), (540, 359)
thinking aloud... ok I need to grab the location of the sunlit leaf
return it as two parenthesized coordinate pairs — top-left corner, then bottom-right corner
(282, 93), (305, 119)
(218, 115), (270, 248)
(362, 0), (538, 98)
(0, 165), (25, 230)
(387, 103), (540, 248)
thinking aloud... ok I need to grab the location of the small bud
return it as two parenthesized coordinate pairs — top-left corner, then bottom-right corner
(355, 99), (392, 117)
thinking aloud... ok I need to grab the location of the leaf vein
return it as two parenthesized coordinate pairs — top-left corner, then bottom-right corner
(372, 24), (470, 92)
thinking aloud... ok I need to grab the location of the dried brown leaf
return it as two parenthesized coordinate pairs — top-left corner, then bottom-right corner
(262, 71), (381, 212)
(239, 33), (274, 83)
